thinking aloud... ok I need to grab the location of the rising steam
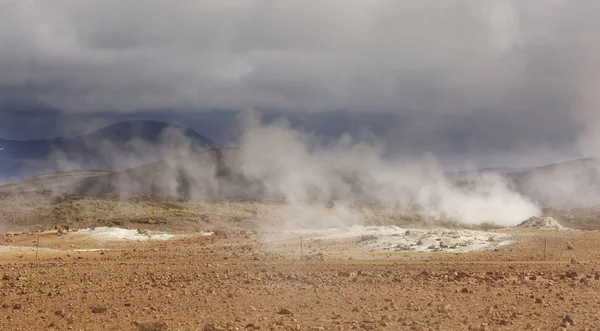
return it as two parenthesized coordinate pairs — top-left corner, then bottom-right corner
(235, 112), (540, 229)
(0, 113), (542, 230)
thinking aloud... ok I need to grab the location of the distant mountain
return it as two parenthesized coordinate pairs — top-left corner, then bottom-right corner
(478, 166), (528, 174)
(0, 147), (264, 200)
(70, 147), (263, 199)
(4, 147), (600, 209)
(0, 169), (112, 193)
(0, 120), (220, 181)
(440, 158), (600, 208)
(506, 158), (600, 208)
(448, 166), (529, 181)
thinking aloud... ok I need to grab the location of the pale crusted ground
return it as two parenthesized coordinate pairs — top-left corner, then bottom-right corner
(0, 228), (600, 331)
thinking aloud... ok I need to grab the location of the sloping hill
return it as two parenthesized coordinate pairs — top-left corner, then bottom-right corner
(0, 120), (220, 180)
(71, 147), (262, 199)
(5, 148), (600, 210)
(0, 147), (264, 200)
(0, 159), (62, 182)
(507, 158), (600, 208)
(0, 170), (112, 193)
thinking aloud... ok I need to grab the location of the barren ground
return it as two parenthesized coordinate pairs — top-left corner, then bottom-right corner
(1, 224), (600, 331)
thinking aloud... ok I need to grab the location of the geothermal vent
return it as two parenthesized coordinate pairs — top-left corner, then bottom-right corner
(517, 216), (566, 230)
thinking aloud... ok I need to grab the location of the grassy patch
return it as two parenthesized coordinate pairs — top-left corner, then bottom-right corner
(0, 192), (557, 232)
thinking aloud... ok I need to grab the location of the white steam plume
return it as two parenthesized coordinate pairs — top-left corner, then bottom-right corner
(236, 112), (540, 229)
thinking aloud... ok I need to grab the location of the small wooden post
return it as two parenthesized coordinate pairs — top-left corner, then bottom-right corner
(300, 236), (303, 261)
(543, 237), (547, 261)
(36, 235), (40, 260)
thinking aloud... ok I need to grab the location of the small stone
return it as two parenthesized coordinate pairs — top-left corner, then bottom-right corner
(562, 315), (574, 325)
(436, 303), (451, 314)
(91, 306), (107, 314)
(277, 308), (293, 315)
(565, 271), (578, 279)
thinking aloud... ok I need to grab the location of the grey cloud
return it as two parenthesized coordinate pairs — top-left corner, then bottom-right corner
(0, 1), (590, 110)
(1, 0), (600, 162)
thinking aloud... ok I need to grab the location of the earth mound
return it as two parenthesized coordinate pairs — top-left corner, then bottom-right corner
(517, 216), (566, 229)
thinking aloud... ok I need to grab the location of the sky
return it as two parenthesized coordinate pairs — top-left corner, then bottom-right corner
(1, 0), (599, 169)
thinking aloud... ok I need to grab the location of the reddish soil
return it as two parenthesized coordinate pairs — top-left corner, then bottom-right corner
(1, 229), (600, 330)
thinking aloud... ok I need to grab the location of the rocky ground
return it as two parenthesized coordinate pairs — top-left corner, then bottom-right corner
(1, 227), (600, 331)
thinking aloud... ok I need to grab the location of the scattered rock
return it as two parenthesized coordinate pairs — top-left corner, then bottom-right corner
(436, 303), (451, 314)
(91, 306), (107, 314)
(359, 235), (378, 242)
(277, 308), (293, 315)
(562, 315), (574, 326)
(517, 216), (566, 230)
(203, 322), (222, 331)
(565, 271), (578, 279)
(134, 321), (168, 331)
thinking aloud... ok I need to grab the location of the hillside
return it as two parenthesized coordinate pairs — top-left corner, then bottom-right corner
(0, 170), (111, 193)
(70, 147), (263, 199)
(507, 158), (600, 208)
(4, 152), (600, 210)
(0, 120), (220, 181)
(0, 147), (264, 200)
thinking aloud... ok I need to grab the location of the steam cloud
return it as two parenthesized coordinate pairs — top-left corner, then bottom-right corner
(0, 113), (542, 230)
(6, 0), (600, 228)
(234, 113), (540, 229)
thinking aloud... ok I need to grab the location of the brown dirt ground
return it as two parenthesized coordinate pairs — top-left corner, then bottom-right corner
(1, 228), (600, 331)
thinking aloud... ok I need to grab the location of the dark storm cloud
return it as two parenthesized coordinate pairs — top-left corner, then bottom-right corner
(1, 0), (599, 164)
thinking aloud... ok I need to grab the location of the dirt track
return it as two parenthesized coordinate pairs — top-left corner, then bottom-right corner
(1, 229), (600, 331)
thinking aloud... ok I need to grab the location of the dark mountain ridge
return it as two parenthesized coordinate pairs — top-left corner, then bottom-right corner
(0, 120), (220, 181)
